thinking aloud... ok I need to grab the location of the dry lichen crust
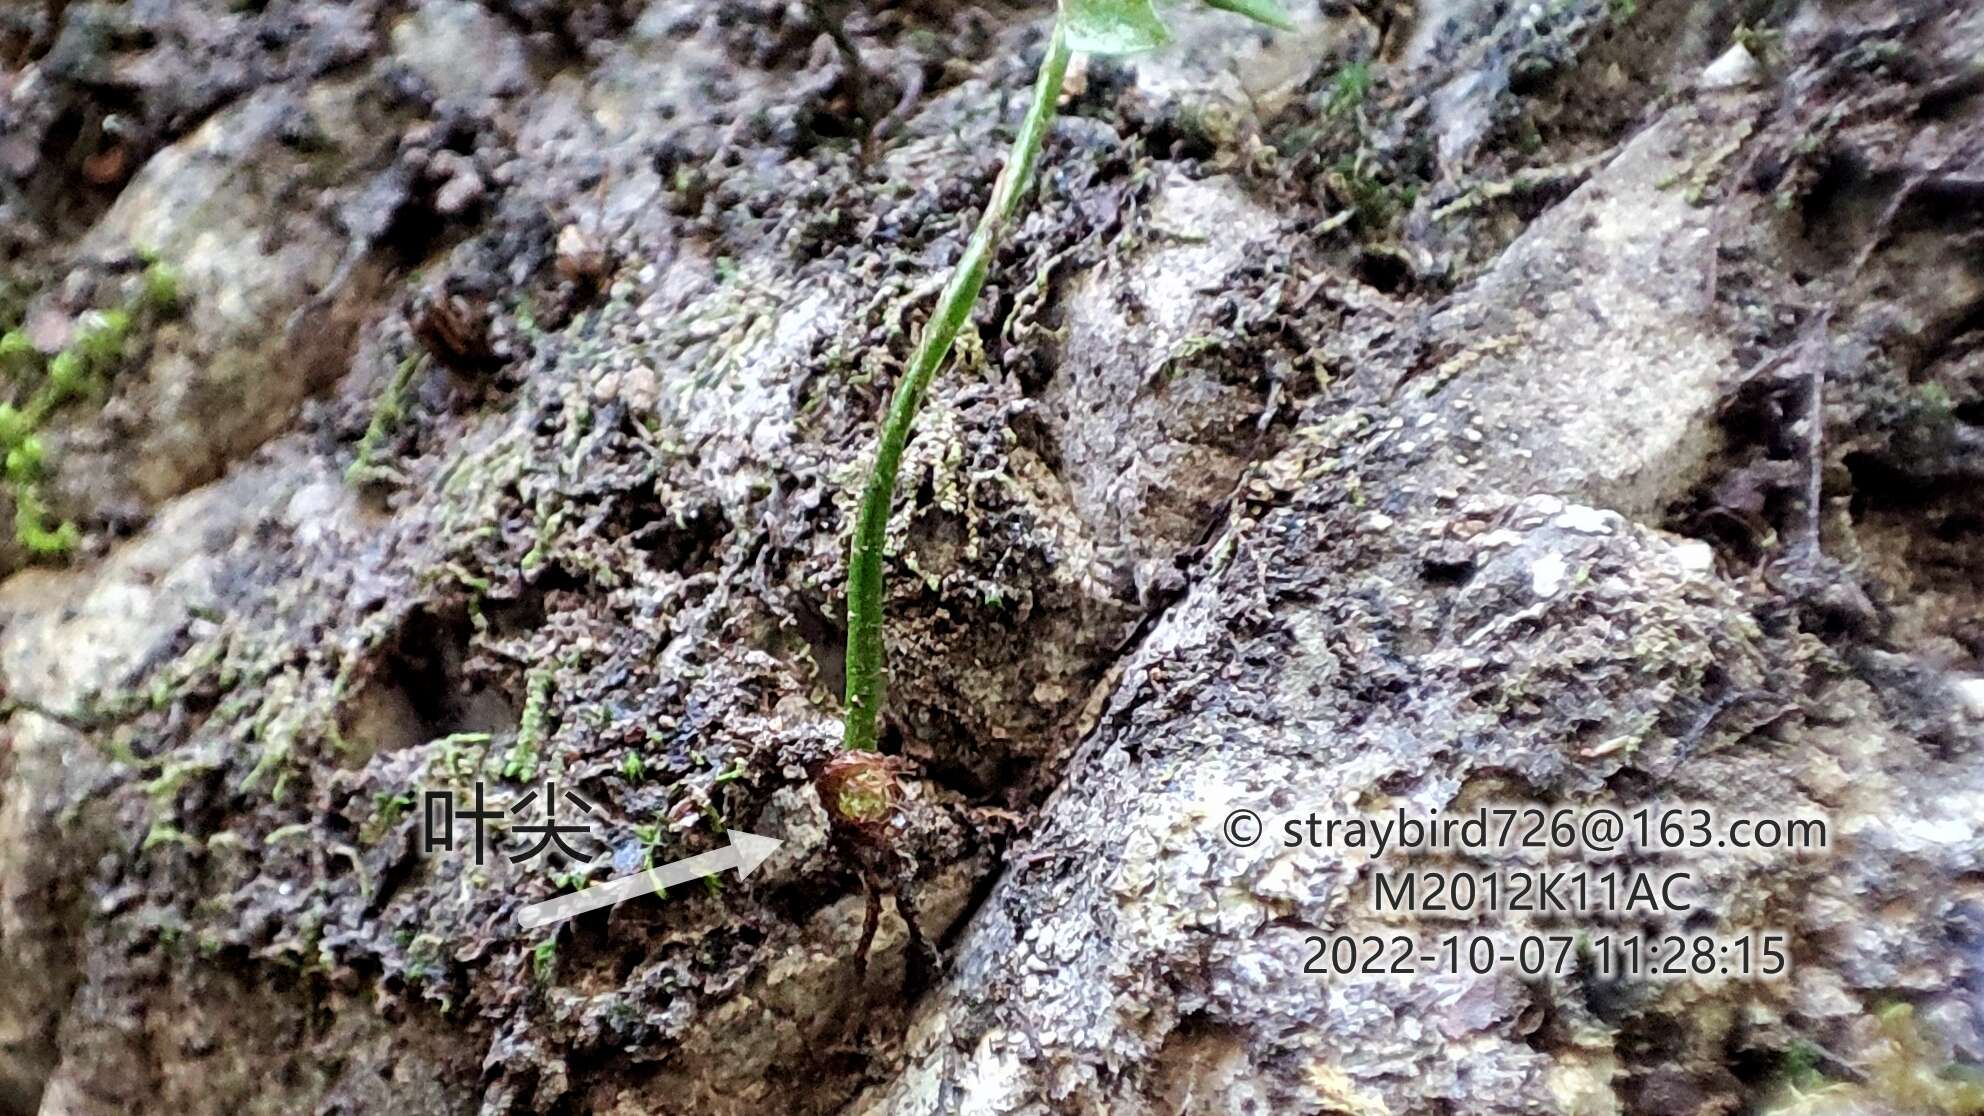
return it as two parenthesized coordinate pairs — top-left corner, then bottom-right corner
(1, 0), (1982, 1115)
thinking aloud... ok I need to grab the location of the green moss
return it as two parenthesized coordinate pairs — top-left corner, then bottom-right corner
(347, 353), (425, 484)
(239, 686), (304, 800)
(362, 791), (416, 844)
(1327, 62), (1373, 119)
(0, 330), (33, 378)
(1766, 1006), (1984, 1114)
(1152, 334), (1225, 380)
(4, 434), (44, 483)
(1514, 114), (1545, 156)
(44, 350), (85, 402)
(519, 502), (566, 570)
(503, 668), (554, 782)
(73, 308), (130, 370)
(0, 404), (28, 449)
(143, 758), (216, 800)
(140, 259), (184, 313)
(0, 253), (192, 563)
(141, 823), (202, 852)
(14, 486), (78, 556)
(1327, 151), (1417, 231)
(1733, 24), (1784, 66)
(0, 278), (28, 333)
(632, 818), (674, 897)
(425, 730), (492, 784)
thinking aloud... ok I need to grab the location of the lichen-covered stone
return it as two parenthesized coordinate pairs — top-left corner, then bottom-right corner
(1, 1), (1980, 1114)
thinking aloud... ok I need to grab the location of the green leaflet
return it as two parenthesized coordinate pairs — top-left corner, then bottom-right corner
(1203, 0), (1296, 31)
(1062, 0), (1295, 56)
(1063, 0), (1170, 54)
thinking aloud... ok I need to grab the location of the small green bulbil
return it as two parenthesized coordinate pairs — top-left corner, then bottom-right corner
(835, 770), (894, 823)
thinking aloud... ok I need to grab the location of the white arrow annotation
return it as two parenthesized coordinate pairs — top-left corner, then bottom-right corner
(517, 829), (782, 931)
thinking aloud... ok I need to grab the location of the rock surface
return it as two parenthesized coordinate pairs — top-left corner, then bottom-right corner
(1, 1), (1981, 1114)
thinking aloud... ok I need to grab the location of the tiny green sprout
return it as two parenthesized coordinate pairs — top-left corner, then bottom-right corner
(621, 752), (645, 781)
(633, 819), (671, 896)
(836, 0), (1292, 764)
